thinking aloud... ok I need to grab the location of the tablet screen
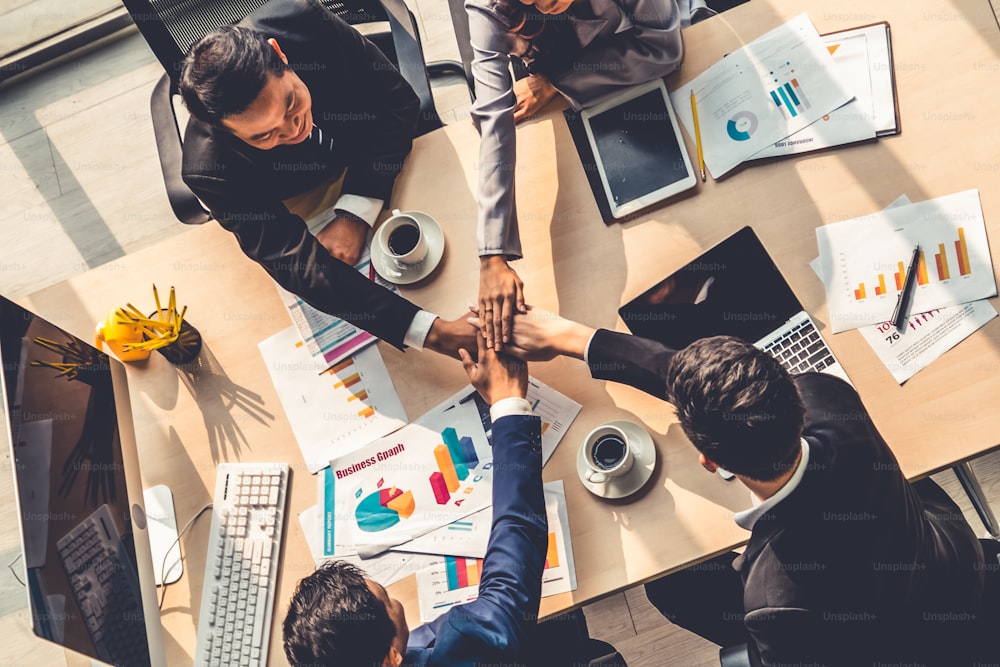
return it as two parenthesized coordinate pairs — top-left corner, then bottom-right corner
(585, 85), (694, 215)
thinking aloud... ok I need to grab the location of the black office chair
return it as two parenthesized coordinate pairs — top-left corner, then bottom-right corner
(122, 0), (463, 224)
(521, 609), (629, 667)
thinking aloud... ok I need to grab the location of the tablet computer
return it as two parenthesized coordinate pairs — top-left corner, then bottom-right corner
(581, 79), (697, 219)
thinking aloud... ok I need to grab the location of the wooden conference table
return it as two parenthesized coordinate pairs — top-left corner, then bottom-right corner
(23, 0), (1000, 663)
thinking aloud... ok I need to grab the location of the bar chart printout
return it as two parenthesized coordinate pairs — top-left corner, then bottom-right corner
(816, 189), (997, 332)
(258, 326), (408, 473)
(415, 481), (578, 622)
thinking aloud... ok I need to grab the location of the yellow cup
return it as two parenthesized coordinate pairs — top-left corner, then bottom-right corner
(95, 310), (150, 362)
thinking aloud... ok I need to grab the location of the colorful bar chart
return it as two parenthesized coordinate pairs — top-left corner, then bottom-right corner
(874, 274), (887, 296)
(935, 243), (951, 281)
(544, 533), (559, 569)
(854, 283), (866, 300)
(430, 428), (481, 505)
(769, 79), (811, 119)
(325, 358), (379, 418)
(894, 262), (905, 290)
(917, 251), (929, 285)
(444, 557), (483, 591)
(955, 227), (972, 276)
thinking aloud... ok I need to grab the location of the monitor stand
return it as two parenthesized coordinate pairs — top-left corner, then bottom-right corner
(143, 485), (182, 585)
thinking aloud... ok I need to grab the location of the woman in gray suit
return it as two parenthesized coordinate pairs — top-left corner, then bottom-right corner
(468, 0), (684, 353)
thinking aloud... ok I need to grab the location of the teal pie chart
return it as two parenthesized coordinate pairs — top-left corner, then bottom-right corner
(727, 111), (759, 141)
(356, 491), (401, 532)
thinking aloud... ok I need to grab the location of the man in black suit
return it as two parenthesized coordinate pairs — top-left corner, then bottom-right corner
(178, 0), (472, 354)
(500, 311), (988, 665)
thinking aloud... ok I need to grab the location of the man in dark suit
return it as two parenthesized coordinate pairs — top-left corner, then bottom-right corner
(178, 0), (472, 354)
(282, 332), (547, 666)
(501, 312), (988, 666)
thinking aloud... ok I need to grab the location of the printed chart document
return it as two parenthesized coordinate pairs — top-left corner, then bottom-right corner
(670, 14), (854, 177)
(259, 326), (408, 473)
(810, 195), (997, 383)
(816, 189), (996, 333)
(415, 481), (577, 623)
(276, 248), (396, 368)
(752, 29), (878, 159)
(324, 401), (493, 554)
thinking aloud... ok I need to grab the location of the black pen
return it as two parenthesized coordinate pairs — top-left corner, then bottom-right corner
(891, 244), (921, 331)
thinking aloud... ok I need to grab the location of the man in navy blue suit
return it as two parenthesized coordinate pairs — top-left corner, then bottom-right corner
(282, 333), (546, 666)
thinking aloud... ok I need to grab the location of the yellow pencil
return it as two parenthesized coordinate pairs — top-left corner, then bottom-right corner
(153, 284), (164, 323)
(690, 90), (707, 182)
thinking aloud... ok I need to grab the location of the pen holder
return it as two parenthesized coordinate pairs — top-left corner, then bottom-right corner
(149, 309), (202, 365)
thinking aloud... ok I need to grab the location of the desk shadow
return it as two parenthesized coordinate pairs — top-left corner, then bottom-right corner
(173, 343), (274, 463)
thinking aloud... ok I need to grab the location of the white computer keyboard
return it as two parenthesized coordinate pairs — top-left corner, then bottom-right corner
(194, 462), (289, 666)
(57, 503), (151, 666)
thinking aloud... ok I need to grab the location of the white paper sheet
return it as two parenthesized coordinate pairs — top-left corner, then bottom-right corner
(810, 195), (997, 383)
(816, 189), (996, 332)
(259, 326), (408, 473)
(324, 401), (493, 554)
(671, 14), (854, 177)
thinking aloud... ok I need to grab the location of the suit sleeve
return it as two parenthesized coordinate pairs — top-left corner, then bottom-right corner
(432, 414), (546, 660)
(549, 0), (683, 109)
(587, 329), (676, 398)
(466, 3), (523, 259)
(184, 173), (420, 349)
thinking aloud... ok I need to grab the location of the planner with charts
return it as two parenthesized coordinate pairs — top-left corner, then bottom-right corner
(816, 189), (997, 333)
(670, 13), (854, 177)
(415, 481), (577, 623)
(259, 325), (407, 473)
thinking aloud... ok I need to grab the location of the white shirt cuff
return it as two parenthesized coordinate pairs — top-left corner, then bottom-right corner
(403, 310), (438, 350)
(334, 194), (383, 227)
(582, 330), (599, 365)
(490, 397), (533, 421)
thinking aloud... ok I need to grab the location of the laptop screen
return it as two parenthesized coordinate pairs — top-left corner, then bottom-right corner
(618, 226), (803, 347)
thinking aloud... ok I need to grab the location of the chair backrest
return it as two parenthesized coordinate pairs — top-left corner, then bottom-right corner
(122, 0), (441, 133)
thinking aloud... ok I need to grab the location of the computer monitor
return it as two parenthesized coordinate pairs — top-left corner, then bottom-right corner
(0, 295), (167, 667)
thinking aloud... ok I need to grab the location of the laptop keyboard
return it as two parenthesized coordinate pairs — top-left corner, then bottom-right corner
(762, 320), (836, 375)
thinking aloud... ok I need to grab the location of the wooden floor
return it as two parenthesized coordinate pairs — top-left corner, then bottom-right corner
(1, 2), (1000, 665)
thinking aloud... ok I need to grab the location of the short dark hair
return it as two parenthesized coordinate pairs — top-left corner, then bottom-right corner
(178, 25), (288, 126)
(282, 561), (395, 667)
(665, 336), (804, 482)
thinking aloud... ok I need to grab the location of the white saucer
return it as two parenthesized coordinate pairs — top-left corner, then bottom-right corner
(576, 420), (657, 499)
(372, 211), (445, 285)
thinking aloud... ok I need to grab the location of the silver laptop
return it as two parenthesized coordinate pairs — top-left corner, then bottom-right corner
(618, 226), (851, 384)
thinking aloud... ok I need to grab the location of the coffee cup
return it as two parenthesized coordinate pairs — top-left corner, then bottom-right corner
(580, 424), (634, 484)
(376, 210), (428, 277)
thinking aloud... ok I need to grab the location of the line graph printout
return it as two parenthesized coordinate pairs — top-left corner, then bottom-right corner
(325, 401), (493, 551)
(816, 189), (996, 332)
(670, 13), (853, 177)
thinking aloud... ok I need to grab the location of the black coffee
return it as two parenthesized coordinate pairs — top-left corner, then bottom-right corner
(592, 435), (627, 470)
(388, 223), (420, 256)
